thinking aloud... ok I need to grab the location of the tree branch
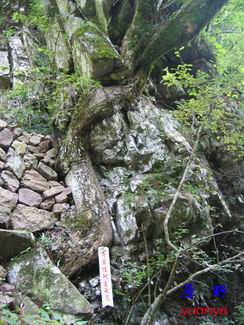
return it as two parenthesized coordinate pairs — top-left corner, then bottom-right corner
(123, 0), (228, 73)
(163, 126), (202, 252)
(140, 251), (244, 325)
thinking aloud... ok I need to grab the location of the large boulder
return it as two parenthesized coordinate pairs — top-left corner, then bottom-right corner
(90, 97), (216, 246)
(18, 188), (42, 207)
(0, 229), (35, 261)
(8, 248), (92, 316)
(6, 152), (25, 179)
(0, 187), (18, 212)
(21, 169), (49, 192)
(0, 129), (14, 149)
(10, 204), (57, 232)
(1, 170), (20, 192)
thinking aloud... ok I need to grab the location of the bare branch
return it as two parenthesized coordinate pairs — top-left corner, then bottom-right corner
(140, 251), (244, 325)
(163, 126), (202, 252)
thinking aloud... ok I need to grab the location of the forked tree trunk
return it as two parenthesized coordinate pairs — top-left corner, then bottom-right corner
(20, 0), (228, 275)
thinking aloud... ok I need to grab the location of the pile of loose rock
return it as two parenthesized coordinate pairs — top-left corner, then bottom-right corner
(0, 119), (73, 232)
(0, 120), (94, 318)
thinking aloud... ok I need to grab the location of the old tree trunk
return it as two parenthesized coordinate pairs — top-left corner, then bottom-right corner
(1, 0), (229, 282)
(4, 0), (244, 323)
(46, 0), (228, 275)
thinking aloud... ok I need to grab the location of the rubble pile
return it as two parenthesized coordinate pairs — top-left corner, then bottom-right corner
(0, 119), (72, 232)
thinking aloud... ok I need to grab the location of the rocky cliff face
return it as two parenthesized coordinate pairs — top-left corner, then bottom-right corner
(0, 1), (243, 324)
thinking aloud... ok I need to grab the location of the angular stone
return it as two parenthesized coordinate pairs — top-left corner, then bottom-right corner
(116, 197), (138, 244)
(13, 128), (23, 138)
(55, 188), (72, 203)
(12, 139), (27, 155)
(55, 188), (71, 203)
(17, 296), (41, 318)
(29, 134), (42, 146)
(0, 161), (5, 170)
(6, 152), (25, 179)
(9, 124), (18, 130)
(21, 169), (49, 193)
(18, 134), (29, 144)
(6, 147), (15, 156)
(53, 203), (70, 214)
(11, 204), (57, 232)
(0, 188), (18, 211)
(23, 153), (38, 169)
(0, 147), (6, 161)
(0, 120), (7, 130)
(43, 186), (65, 199)
(49, 181), (62, 188)
(1, 170), (20, 192)
(37, 162), (58, 181)
(22, 131), (31, 138)
(40, 198), (55, 211)
(0, 283), (15, 293)
(0, 293), (15, 305)
(0, 128), (14, 149)
(8, 248), (92, 316)
(39, 140), (50, 153)
(28, 144), (40, 154)
(42, 155), (55, 167)
(55, 193), (68, 204)
(0, 229), (35, 260)
(19, 188), (42, 207)
(45, 147), (57, 160)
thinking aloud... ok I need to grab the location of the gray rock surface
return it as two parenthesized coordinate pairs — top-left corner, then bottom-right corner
(8, 248), (92, 316)
(12, 139), (27, 155)
(18, 188), (42, 207)
(29, 134), (42, 146)
(40, 198), (55, 211)
(37, 161), (58, 181)
(0, 129), (14, 149)
(23, 153), (38, 169)
(6, 152), (25, 179)
(43, 186), (65, 199)
(1, 170), (20, 192)
(11, 204), (57, 232)
(0, 229), (35, 261)
(0, 187), (18, 211)
(21, 169), (49, 192)
(0, 147), (6, 161)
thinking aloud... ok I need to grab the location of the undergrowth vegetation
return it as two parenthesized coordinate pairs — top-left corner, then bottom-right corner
(0, 303), (88, 325)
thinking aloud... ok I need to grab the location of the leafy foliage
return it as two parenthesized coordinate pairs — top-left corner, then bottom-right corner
(233, 303), (244, 324)
(0, 49), (100, 133)
(12, 0), (51, 32)
(162, 62), (244, 156)
(162, 0), (244, 157)
(119, 249), (176, 296)
(207, 0), (244, 80)
(0, 303), (88, 325)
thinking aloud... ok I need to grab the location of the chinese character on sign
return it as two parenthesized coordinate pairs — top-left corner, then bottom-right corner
(98, 247), (114, 308)
(212, 285), (227, 299)
(180, 283), (195, 300)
